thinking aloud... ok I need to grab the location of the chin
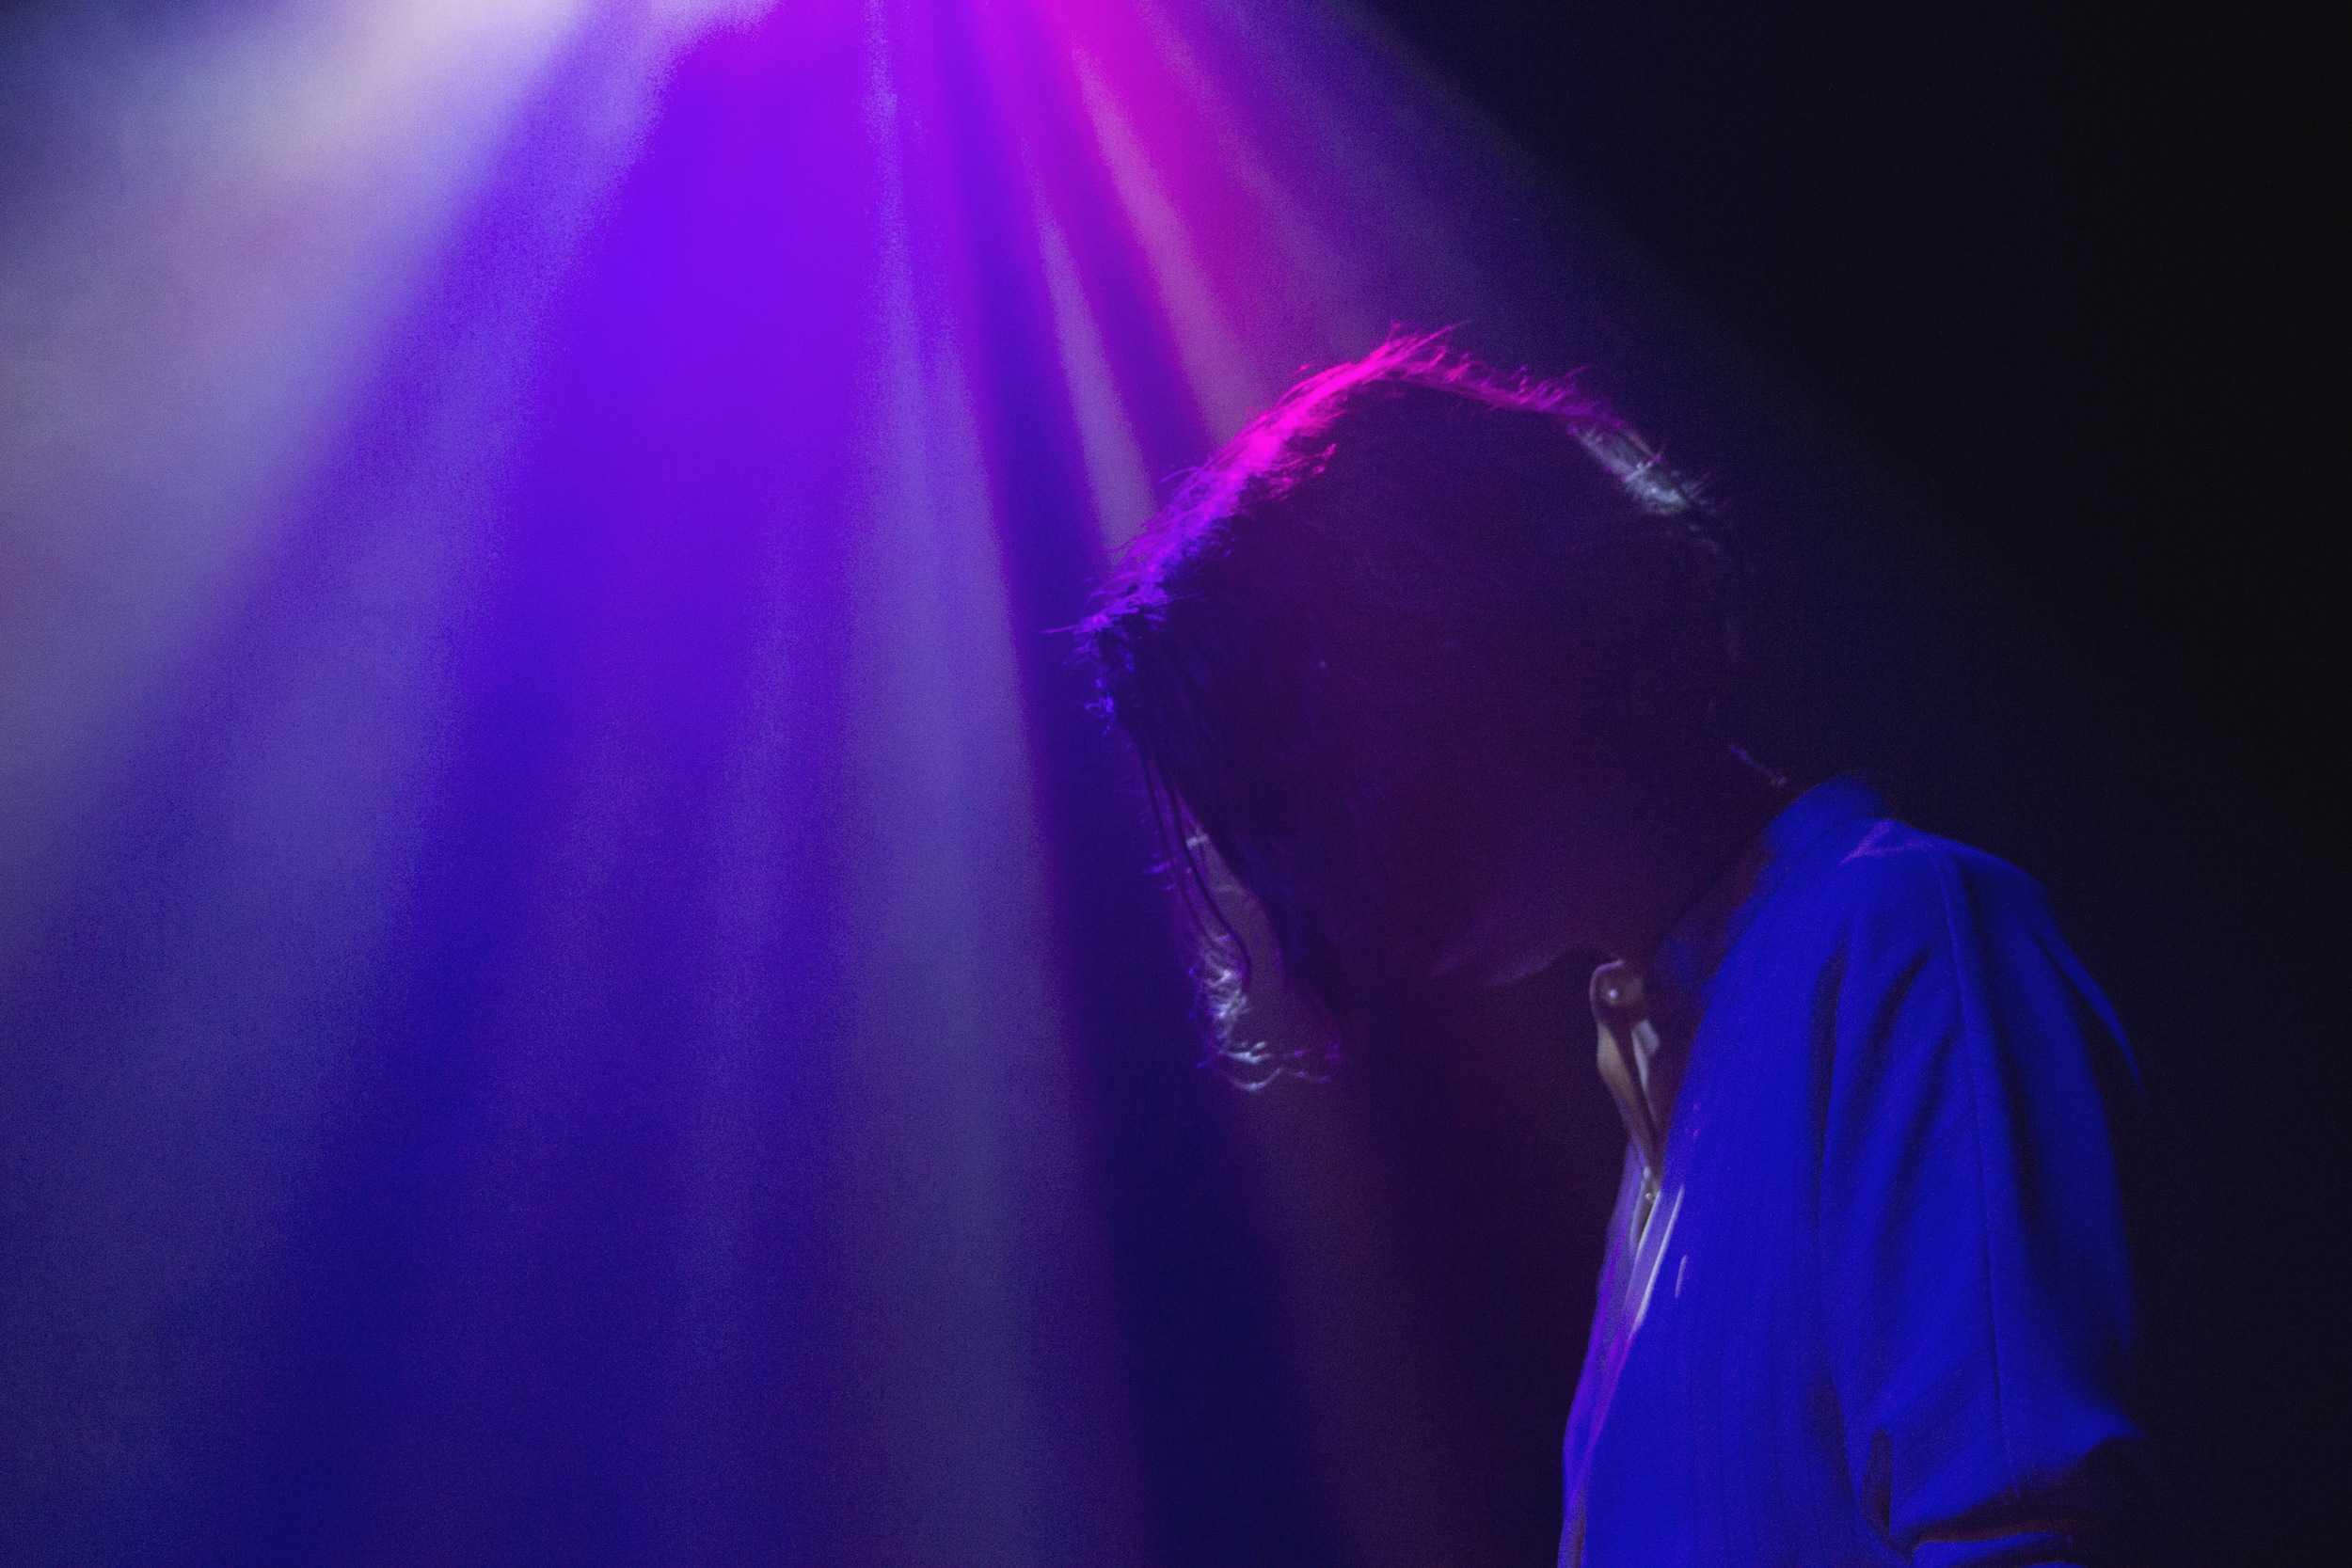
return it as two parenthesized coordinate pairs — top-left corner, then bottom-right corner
(1432, 933), (1571, 990)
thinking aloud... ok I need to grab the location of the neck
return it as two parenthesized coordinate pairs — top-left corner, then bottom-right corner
(1596, 747), (1791, 973)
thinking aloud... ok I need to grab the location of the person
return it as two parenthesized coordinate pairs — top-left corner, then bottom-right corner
(1079, 333), (2149, 1565)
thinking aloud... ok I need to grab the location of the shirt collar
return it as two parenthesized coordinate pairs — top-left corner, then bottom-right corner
(1591, 772), (1893, 1173)
(1657, 772), (1888, 990)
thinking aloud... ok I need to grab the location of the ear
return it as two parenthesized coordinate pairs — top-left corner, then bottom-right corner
(1550, 532), (1738, 752)
(1570, 531), (1731, 656)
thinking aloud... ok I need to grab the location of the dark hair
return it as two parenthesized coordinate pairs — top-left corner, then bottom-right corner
(1080, 331), (1728, 1079)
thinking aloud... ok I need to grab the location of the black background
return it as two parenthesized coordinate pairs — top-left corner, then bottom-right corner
(1343, 2), (2340, 1560)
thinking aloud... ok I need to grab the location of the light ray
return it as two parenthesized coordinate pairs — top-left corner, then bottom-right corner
(1, 3), (1747, 1561)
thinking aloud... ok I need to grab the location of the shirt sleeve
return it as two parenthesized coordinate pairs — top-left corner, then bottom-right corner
(1815, 841), (2150, 1567)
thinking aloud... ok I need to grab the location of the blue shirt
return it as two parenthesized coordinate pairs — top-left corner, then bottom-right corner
(1559, 777), (2146, 1566)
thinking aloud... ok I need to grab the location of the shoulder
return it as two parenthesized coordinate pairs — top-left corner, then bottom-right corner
(1807, 818), (2057, 953)
(1794, 816), (2135, 1084)
(1776, 816), (2068, 1035)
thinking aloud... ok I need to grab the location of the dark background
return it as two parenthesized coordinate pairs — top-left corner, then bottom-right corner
(1342, 1), (2340, 1560)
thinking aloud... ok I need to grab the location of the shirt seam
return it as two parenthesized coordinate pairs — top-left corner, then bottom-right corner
(1934, 851), (2027, 1521)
